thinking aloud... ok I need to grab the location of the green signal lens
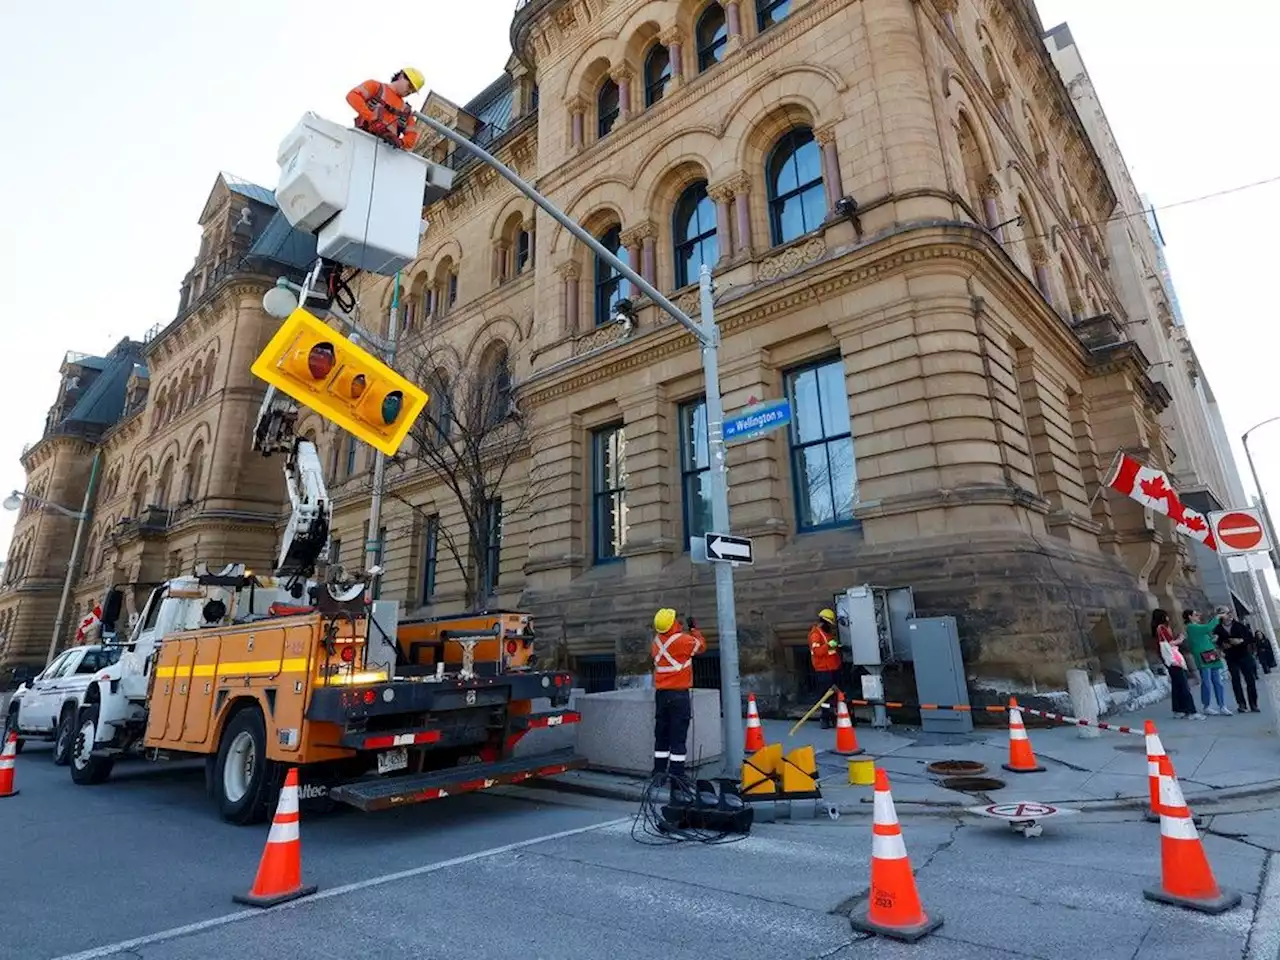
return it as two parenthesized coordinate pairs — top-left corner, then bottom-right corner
(381, 390), (404, 425)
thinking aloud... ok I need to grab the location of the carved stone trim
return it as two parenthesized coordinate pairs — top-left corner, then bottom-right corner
(555, 260), (581, 279)
(658, 25), (680, 46)
(707, 181), (735, 204)
(566, 94), (587, 113)
(1029, 243), (1048, 266)
(813, 123), (839, 147)
(608, 64), (634, 84)
(725, 172), (752, 195)
(756, 236), (826, 282)
(573, 319), (629, 356)
(619, 221), (657, 246)
(934, 0), (958, 12)
(981, 174), (1003, 199)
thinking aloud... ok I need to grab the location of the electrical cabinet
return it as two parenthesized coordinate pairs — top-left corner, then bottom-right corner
(834, 584), (917, 666)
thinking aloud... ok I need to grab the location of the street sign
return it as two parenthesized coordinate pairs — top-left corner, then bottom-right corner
(973, 802), (1064, 820)
(723, 398), (791, 444)
(704, 532), (754, 565)
(1208, 509), (1270, 556)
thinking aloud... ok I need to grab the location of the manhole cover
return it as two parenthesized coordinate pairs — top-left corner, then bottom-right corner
(926, 760), (988, 776)
(1113, 744), (1174, 754)
(941, 776), (1006, 792)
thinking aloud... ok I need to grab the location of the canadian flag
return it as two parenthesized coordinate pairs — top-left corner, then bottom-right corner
(75, 604), (103, 643)
(1104, 452), (1217, 551)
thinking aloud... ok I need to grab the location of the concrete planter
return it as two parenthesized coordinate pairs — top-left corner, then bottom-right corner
(574, 688), (724, 775)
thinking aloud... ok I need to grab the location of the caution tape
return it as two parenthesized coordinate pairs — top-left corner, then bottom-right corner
(1017, 707), (1139, 735)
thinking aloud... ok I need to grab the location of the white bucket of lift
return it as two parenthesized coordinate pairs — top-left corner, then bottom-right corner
(276, 113), (354, 233)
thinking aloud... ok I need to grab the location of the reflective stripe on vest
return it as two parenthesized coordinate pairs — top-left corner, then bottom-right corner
(654, 632), (693, 674)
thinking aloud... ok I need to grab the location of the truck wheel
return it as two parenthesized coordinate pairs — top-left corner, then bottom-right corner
(53, 707), (76, 766)
(70, 704), (114, 785)
(215, 709), (275, 825)
(3, 705), (23, 754)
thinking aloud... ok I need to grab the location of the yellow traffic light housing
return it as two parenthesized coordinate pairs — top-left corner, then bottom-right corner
(251, 307), (428, 456)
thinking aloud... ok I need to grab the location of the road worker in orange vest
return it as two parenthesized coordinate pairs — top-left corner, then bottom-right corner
(347, 67), (425, 150)
(651, 608), (706, 788)
(809, 608), (843, 728)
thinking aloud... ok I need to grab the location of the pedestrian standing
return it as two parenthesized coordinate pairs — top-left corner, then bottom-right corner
(1183, 609), (1230, 715)
(808, 608), (842, 728)
(1255, 631), (1277, 674)
(650, 607), (706, 802)
(1153, 609), (1202, 720)
(1213, 607), (1260, 712)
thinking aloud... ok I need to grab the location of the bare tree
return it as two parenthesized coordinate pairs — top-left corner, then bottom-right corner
(376, 328), (542, 612)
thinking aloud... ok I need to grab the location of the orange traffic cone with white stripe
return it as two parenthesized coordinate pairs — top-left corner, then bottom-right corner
(850, 768), (943, 942)
(233, 768), (318, 908)
(834, 692), (863, 756)
(744, 694), (766, 753)
(1001, 697), (1044, 773)
(1143, 755), (1241, 914)
(0, 731), (18, 798)
(1144, 720), (1165, 823)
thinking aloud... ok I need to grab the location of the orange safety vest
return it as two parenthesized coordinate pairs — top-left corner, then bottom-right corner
(652, 624), (706, 691)
(346, 80), (419, 150)
(809, 623), (841, 672)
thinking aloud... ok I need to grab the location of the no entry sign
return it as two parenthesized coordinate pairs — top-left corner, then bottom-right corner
(1208, 509), (1270, 556)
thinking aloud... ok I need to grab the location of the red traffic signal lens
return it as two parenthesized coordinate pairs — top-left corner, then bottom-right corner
(308, 343), (336, 379)
(381, 390), (404, 425)
(340, 644), (356, 663)
(350, 374), (367, 400)
(506, 640), (518, 655)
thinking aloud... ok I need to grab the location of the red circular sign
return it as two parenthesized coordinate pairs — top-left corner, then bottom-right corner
(1217, 511), (1265, 551)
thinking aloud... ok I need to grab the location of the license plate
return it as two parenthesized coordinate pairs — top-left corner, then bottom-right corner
(377, 747), (408, 775)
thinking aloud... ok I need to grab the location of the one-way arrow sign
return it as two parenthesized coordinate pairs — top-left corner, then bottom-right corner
(704, 532), (754, 565)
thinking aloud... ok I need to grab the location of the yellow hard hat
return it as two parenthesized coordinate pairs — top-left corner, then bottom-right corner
(819, 608), (836, 625)
(654, 608), (677, 633)
(401, 67), (425, 93)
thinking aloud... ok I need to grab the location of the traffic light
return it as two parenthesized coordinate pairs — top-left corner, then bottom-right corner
(251, 307), (428, 456)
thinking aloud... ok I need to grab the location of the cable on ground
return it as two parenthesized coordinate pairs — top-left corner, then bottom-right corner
(630, 772), (749, 847)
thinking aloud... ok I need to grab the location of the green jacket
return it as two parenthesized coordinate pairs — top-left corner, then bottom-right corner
(1184, 617), (1224, 670)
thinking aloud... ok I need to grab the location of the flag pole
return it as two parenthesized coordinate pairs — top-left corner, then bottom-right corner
(1089, 450), (1124, 511)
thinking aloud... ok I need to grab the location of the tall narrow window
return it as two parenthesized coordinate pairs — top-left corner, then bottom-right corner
(597, 79), (620, 138)
(592, 425), (628, 563)
(447, 272), (458, 306)
(679, 399), (712, 545)
(329, 537), (342, 565)
(644, 45), (672, 107)
(673, 181), (719, 288)
(345, 436), (358, 477)
(483, 498), (503, 597)
(696, 4), (728, 71)
(594, 225), (630, 325)
(766, 127), (826, 246)
(786, 357), (856, 530)
(420, 514), (438, 604)
(756, 0), (791, 31)
(515, 229), (531, 273)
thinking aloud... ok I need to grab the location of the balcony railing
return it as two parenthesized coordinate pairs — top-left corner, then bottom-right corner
(106, 506), (172, 544)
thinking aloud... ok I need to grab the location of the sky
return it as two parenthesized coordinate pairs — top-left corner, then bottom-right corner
(1, 1), (1278, 594)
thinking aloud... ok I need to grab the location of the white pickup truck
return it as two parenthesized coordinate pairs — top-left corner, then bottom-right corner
(3, 644), (121, 763)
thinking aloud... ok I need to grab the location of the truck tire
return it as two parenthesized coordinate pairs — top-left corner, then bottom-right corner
(215, 708), (275, 825)
(70, 704), (114, 785)
(3, 704), (23, 754)
(53, 706), (76, 766)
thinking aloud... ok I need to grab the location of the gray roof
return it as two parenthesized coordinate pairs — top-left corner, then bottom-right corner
(222, 173), (278, 208)
(63, 342), (145, 426)
(248, 209), (319, 271)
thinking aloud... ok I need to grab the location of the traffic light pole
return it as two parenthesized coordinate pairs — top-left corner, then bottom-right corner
(362, 274), (401, 594)
(412, 109), (745, 773)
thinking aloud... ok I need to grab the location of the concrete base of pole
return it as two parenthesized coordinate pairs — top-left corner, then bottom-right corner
(1263, 671), (1280, 737)
(1066, 669), (1101, 739)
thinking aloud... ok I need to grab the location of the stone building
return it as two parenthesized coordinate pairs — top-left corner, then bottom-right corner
(0, 0), (1247, 708)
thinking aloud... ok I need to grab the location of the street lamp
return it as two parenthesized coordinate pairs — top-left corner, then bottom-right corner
(4, 455), (100, 667)
(1242, 417), (1280, 572)
(1240, 418), (1280, 732)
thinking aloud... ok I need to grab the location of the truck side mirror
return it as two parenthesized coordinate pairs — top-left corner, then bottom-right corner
(102, 589), (124, 632)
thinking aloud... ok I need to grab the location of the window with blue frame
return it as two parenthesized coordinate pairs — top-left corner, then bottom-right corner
(696, 4), (728, 72)
(786, 358), (855, 530)
(679, 399), (713, 546)
(594, 225), (630, 325)
(673, 182), (719, 288)
(592, 425), (629, 563)
(766, 127), (826, 246)
(756, 0), (791, 32)
(597, 78), (620, 138)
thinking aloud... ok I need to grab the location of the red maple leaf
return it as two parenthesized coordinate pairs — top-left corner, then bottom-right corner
(1182, 514), (1207, 533)
(1139, 475), (1171, 502)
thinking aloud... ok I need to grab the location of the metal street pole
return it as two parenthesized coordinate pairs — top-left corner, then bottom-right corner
(1242, 421), (1280, 572)
(363, 273), (401, 596)
(46, 451), (100, 666)
(413, 110), (745, 771)
(1240, 420), (1280, 732)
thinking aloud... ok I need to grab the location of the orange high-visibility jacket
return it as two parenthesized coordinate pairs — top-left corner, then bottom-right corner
(809, 623), (841, 672)
(347, 80), (419, 150)
(652, 624), (706, 690)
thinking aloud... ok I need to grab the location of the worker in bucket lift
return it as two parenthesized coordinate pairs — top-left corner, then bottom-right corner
(809, 608), (843, 728)
(347, 67), (425, 150)
(652, 608), (706, 797)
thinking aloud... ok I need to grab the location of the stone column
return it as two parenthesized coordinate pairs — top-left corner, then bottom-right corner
(660, 27), (684, 88)
(814, 124), (843, 213)
(981, 175), (1003, 240)
(622, 221), (657, 288)
(1030, 243), (1052, 304)
(619, 226), (642, 298)
(568, 96), (586, 150)
(935, 0), (957, 34)
(558, 261), (581, 334)
(609, 65), (634, 123)
(707, 181), (736, 264)
(728, 174), (753, 259)
(425, 287), (436, 321)
(492, 242), (509, 286)
(725, 0), (744, 50)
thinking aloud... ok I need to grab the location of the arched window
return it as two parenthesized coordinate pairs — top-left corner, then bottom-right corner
(696, 4), (728, 71)
(766, 127), (825, 246)
(597, 78), (620, 138)
(756, 0), (791, 31)
(516, 229), (531, 273)
(673, 181), (719, 288)
(643, 45), (671, 107)
(155, 459), (175, 508)
(594, 225), (630, 325)
(424, 369), (454, 447)
(479, 345), (513, 429)
(183, 440), (205, 501)
(201, 353), (215, 396)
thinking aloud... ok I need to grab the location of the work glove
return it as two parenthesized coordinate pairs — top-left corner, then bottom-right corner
(827, 638), (839, 651)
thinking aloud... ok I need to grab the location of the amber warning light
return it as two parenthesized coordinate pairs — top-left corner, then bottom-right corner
(250, 307), (429, 456)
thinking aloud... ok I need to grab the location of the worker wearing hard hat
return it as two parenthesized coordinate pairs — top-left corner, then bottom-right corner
(651, 608), (706, 788)
(809, 608), (843, 728)
(347, 67), (425, 150)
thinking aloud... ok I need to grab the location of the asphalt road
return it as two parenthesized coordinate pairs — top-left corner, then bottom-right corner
(4, 741), (1279, 960)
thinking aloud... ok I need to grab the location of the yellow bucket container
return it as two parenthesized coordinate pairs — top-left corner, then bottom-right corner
(848, 757), (875, 786)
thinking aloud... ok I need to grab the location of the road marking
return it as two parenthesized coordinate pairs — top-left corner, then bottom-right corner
(1247, 852), (1280, 960)
(51, 816), (630, 960)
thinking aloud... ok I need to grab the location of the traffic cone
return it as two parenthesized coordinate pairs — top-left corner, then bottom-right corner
(1144, 720), (1165, 823)
(833, 692), (863, 756)
(850, 768), (943, 942)
(1001, 698), (1044, 773)
(744, 694), (766, 753)
(1143, 755), (1241, 914)
(0, 732), (18, 798)
(233, 768), (318, 908)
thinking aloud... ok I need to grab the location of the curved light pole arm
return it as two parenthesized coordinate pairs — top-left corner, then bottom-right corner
(8, 492), (86, 520)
